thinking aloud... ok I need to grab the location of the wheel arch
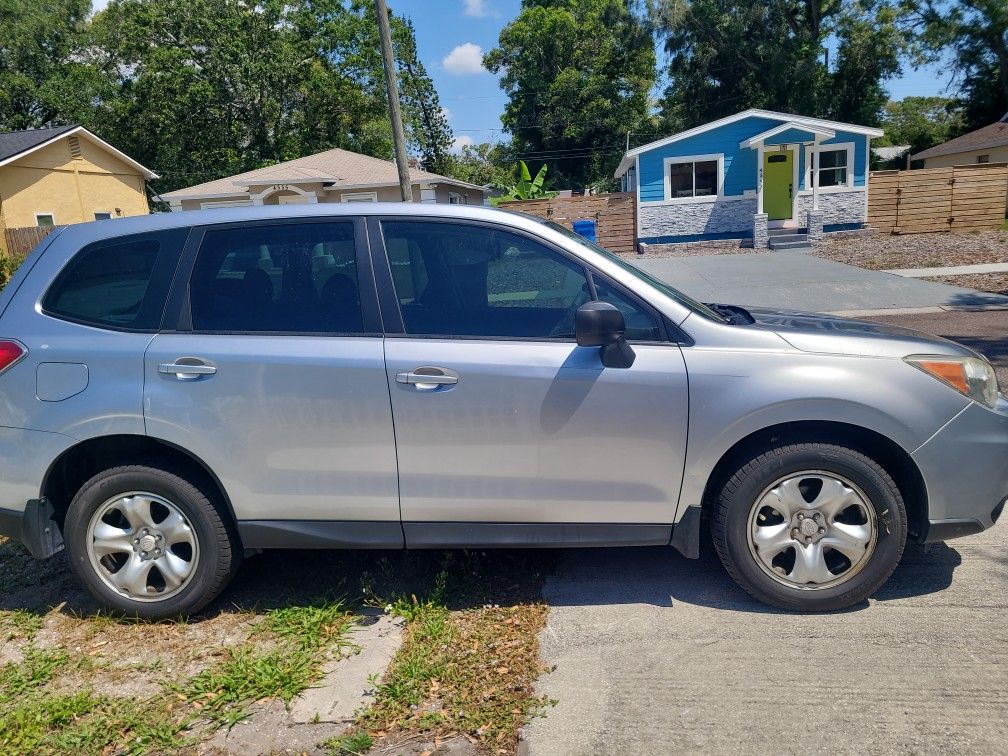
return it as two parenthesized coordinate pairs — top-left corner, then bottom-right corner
(698, 420), (929, 543)
(40, 434), (239, 540)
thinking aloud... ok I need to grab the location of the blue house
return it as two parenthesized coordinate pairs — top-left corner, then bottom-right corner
(613, 109), (884, 248)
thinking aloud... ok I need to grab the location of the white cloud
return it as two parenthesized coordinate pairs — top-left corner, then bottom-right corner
(463, 0), (495, 18)
(451, 135), (475, 153)
(442, 43), (487, 75)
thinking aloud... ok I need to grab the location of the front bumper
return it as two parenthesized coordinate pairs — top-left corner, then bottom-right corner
(913, 398), (1008, 542)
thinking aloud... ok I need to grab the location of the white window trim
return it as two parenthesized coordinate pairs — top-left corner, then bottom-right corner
(341, 191), (378, 203)
(803, 142), (855, 191)
(448, 191), (464, 205)
(659, 153), (725, 204)
(35, 212), (55, 227)
(201, 199), (253, 209)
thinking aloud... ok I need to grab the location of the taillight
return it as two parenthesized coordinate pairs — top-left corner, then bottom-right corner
(0, 340), (26, 375)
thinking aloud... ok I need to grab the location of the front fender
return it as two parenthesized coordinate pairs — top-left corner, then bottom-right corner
(675, 348), (968, 523)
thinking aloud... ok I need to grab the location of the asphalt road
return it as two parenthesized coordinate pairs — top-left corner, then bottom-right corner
(524, 309), (1008, 755)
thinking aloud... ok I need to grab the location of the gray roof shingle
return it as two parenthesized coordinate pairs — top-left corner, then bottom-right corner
(0, 124), (77, 163)
(912, 117), (1008, 161)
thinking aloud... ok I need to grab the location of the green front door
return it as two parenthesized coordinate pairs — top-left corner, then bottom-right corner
(763, 149), (793, 220)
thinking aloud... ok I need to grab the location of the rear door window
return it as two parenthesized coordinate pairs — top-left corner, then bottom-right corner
(42, 228), (189, 331)
(188, 222), (363, 334)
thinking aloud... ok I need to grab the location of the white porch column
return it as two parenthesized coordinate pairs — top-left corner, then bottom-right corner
(811, 142), (820, 211)
(756, 144), (765, 214)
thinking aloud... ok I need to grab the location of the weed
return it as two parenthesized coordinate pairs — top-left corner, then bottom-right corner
(324, 729), (374, 754)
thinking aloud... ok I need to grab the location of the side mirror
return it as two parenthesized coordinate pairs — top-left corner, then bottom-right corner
(575, 301), (636, 369)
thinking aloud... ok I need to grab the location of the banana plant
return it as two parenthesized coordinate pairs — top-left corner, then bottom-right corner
(491, 161), (557, 205)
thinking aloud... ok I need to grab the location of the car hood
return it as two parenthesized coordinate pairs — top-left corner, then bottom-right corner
(742, 307), (976, 359)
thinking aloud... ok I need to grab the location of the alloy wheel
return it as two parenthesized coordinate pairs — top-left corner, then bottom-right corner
(746, 471), (877, 590)
(86, 492), (200, 602)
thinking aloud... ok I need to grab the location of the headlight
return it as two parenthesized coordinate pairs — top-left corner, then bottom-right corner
(905, 354), (1000, 409)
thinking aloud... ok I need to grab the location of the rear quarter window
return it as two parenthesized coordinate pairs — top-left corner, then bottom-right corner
(42, 228), (189, 331)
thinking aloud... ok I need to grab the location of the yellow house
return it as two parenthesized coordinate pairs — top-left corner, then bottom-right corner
(0, 125), (156, 235)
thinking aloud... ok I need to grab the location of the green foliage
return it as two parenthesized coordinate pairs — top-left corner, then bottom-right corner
(324, 729), (374, 754)
(905, 0), (1008, 131)
(0, 0), (452, 195)
(879, 96), (964, 155)
(444, 142), (514, 188)
(485, 0), (656, 188)
(650, 0), (907, 130)
(491, 160), (559, 204)
(0, 0), (107, 130)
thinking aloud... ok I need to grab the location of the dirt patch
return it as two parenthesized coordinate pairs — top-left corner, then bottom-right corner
(813, 230), (1008, 270)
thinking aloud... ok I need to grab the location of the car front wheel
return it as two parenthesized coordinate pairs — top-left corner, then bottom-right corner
(712, 442), (907, 611)
(64, 465), (239, 619)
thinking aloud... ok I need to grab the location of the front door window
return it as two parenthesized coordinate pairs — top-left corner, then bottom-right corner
(763, 150), (793, 221)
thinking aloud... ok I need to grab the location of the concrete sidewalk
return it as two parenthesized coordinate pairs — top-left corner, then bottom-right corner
(631, 251), (1008, 313)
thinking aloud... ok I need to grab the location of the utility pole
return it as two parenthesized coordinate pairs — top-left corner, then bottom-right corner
(375, 0), (413, 202)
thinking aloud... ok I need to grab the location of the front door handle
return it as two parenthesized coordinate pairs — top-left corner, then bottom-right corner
(159, 359), (217, 381)
(395, 366), (459, 390)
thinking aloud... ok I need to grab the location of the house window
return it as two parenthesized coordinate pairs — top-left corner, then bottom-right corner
(341, 191), (378, 203)
(978, 154), (990, 164)
(817, 149), (848, 187)
(448, 192), (465, 205)
(35, 213), (55, 228)
(200, 200), (253, 210)
(669, 158), (717, 199)
(94, 212), (112, 221)
(806, 143), (854, 189)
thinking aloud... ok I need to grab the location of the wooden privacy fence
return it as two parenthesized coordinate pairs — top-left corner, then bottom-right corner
(3, 225), (58, 260)
(868, 163), (1008, 234)
(497, 192), (637, 254)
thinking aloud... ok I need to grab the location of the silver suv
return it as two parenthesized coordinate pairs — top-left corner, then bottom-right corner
(0, 205), (1004, 618)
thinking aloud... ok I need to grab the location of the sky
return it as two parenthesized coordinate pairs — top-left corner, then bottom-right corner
(91, 0), (955, 150)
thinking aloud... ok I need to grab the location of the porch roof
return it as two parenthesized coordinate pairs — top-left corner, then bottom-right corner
(740, 121), (835, 149)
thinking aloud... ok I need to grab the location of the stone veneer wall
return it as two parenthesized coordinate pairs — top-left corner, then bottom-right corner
(795, 189), (866, 226)
(639, 197), (756, 239)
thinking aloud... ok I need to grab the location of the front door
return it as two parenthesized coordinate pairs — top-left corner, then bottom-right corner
(371, 217), (690, 545)
(144, 218), (401, 544)
(763, 149), (794, 221)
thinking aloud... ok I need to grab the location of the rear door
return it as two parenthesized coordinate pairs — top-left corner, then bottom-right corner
(143, 217), (401, 546)
(370, 217), (690, 545)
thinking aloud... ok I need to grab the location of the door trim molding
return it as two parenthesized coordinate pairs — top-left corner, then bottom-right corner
(403, 522), (672, 548)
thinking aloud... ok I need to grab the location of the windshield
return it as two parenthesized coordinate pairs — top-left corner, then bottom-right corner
(538, 220), (727, 322)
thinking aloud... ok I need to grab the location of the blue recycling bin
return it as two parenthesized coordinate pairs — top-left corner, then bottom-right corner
(572, 219), (597, 243)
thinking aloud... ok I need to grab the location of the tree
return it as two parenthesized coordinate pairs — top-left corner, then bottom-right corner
(485, 0), (656, 189)
(0, 0), (453, 196)
(0, 0), (107, 130)
(395, 18), (454, 174)
(490, 160), (558, 204)
(878, 96), (963, 154)
(905, 0), (1008, 131)
(444, 142), (514, 187)
(650, 0), (906, 131)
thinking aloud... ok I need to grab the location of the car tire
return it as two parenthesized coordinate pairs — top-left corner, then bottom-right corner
(64, 464), (240, 620)
(711, 442), (907, 611)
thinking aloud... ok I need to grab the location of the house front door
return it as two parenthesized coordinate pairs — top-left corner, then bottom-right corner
(763, 150), (793, 221)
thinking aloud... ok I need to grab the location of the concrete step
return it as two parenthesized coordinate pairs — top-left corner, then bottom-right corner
(767, 227), (808, 236)
(767, 233), (808, 244)
(769, 239), (811, 251)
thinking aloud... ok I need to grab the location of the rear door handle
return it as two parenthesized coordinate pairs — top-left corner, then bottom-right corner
(395, 366), (459, 390)
(159, 360), (217, 380)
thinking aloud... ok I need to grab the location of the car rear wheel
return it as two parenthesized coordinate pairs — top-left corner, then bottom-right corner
(64, 465), (239, 619)
(712, 443), (907, 611)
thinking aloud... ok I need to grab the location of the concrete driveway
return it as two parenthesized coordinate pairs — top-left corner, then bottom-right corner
(524, 526), (1008, 755)
(632, 251), (1008, 313)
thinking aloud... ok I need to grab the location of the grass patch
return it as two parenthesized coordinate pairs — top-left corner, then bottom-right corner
(324, 729), (374, 754)
(0, 609), (44, 641)
(356, 551), (554, 753)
